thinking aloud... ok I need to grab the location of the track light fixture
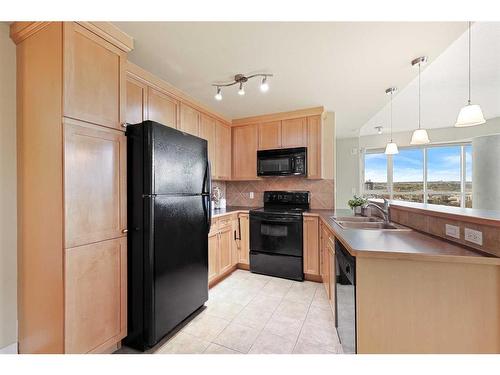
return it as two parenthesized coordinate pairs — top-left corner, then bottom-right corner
(214, 86), (222, 101)
(212, 73), (273, 100)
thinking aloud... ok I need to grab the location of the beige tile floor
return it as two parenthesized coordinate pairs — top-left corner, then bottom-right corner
(120, 270), (343, 354)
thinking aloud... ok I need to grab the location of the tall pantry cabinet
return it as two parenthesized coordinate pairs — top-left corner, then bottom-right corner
(11, 22), (133, 354)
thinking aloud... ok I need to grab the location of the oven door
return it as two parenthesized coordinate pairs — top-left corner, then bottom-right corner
(250, 213), (303, 256)
(257, 155), (293, 176)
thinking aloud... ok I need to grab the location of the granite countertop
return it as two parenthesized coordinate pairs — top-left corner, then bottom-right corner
(305, 209), (500, 265)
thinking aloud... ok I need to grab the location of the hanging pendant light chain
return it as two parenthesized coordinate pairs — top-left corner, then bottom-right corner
(468, 21), (471, 105)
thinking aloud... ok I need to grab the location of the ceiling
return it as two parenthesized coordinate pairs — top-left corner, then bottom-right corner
(361, 22), (500, 137)
(115, 22), (468, 137)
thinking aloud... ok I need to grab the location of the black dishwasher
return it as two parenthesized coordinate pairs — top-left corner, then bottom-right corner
(335, 239), (356, 354)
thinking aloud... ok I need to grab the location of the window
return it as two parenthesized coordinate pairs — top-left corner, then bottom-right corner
(427, 146), (461, 207)
(364, 152), (390, 199)
(392, 148), (424, 203)
(363, 143), (472, 208)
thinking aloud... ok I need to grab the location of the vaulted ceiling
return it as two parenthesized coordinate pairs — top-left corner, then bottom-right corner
(115, 22), (467, 137)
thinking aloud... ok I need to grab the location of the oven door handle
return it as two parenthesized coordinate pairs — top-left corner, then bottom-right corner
(252, 216), (301, 223)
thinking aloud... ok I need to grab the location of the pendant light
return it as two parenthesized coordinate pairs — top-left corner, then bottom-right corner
(385, 87), (399, 155)
(455, 21), (485, 127)
(410, 56), (430, 144)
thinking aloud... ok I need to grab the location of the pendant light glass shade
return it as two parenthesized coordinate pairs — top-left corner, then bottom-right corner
(455, 22), (485, 128)
(410, 128), (430, 144)
(455, 103), (486, 127)
(385, 142), (399, 155)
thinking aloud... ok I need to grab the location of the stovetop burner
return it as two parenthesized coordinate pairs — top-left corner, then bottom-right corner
(250, 191), (310, 216)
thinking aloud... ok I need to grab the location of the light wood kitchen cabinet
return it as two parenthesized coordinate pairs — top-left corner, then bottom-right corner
(179, 103), (200, 136)
(12, 21), (133, 354)
(282, 117), (307, 148)
(65, 237), (127, 354)
(219, 226), (233, 275)
(215, 121), (232, 180)
(327, 236), (336, 311)
(237, 213), (250, 265)
(147, 87), (178, 128)
(307, 115), (322, 179)
(126, 75), (146, 124)
(258, 120), (282, 150)
(303, 216), (320, 276)
(64, 119), (127, 248)
(63, 22), (126, 130)
(199, 114), (216, 177)
(208, 230), (219, 283)
(232, 124), (258, 180)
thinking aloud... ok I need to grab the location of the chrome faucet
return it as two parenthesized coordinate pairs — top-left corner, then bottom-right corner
(363, 198), (390, 223)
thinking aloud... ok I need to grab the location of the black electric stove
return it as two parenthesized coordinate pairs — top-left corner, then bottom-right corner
(249, 191), (310, 281)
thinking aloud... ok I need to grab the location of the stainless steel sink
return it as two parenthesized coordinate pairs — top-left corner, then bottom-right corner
(334, 220), (412, 231)
(331, 216), (383, 223)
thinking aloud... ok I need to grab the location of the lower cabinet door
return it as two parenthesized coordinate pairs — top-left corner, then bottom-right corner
(238, 214), (250, 265)
(219, 226), (233, 274)
(65, 237), (126, 353)
(208, 231), (219, 282)
(303, 216), (320, 275)
(327, 236), (336, 315)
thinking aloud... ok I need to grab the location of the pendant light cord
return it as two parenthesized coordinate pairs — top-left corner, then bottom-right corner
(390, 90), (393, 142)
(418, 62), (421, 129)
(468, 21), (471, 105)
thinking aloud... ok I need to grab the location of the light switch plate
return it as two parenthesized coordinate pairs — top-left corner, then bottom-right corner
(445, 224), (460, 239)
(464, 228), (483, 246)
(249, 192), (254, 199)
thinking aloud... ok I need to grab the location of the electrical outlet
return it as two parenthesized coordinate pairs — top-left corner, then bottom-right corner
(464, 228), (483, 246)
(445, 224), (460, 239)
(249, 192), (254, 199)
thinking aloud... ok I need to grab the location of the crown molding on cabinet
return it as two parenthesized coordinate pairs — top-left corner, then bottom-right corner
(231, 106), (325, 126)
(10, 21), (134, 52)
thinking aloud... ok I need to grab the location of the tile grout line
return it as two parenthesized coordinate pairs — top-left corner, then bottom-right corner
(290, 286), (316, 353)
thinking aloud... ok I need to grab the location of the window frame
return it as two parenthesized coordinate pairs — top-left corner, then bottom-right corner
(361, 142), (472, 208)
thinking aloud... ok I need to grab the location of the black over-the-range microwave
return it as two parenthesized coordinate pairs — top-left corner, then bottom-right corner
(257, 147), (307, 177)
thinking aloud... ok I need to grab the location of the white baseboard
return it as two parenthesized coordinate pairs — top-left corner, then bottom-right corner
(0, 342), (18, 354)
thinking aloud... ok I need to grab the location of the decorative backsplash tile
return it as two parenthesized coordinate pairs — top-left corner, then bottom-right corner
(224, 177), (335, 209)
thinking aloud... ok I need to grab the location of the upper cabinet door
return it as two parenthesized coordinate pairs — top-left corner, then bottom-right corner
(258, 121), (282, 150)
(215, 121), (232, 180)
(179, 103), (200, 136)
(307, 115), (322, 179)
(126, 75), (146, 125)
(64, 23), (125, 130)
(232, 124), (258, 180)
(199, 114), (216, 177)
(147, 87), (178, 128)
(64, 119), (127, 248)
(282, 117), (307, 148)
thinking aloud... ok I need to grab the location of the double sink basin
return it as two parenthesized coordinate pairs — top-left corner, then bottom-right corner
(332, 215), (411, 231)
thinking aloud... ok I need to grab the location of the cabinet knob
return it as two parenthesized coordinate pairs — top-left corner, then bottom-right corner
(121, 122), (128, 128)
(122, 229), (128, 233)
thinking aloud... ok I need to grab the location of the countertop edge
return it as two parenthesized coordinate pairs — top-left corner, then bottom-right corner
(307, 211), (500, 266)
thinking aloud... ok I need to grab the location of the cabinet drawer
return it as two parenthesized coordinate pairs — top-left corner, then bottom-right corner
(218, 216), (233, 230)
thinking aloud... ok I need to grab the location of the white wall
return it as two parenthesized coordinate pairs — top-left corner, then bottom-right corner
(336, 117), (500, 209)
(0, 23), (17, 351)
(335, 136), (360, 209)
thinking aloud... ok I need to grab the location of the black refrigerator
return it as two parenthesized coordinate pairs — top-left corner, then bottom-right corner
(125, 120), (211, 350)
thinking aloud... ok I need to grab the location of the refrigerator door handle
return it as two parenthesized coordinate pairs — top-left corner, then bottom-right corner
(203, 160), (212, 233)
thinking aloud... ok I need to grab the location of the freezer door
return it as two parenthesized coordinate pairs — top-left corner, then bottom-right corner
(150, 122), (208, 195)
(150, 195), (208, 345)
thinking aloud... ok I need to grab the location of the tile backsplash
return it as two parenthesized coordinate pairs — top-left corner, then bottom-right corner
(221, 177), (335, 209)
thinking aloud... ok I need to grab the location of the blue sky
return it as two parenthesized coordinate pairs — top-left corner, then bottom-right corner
(365, 145), (472, 183)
